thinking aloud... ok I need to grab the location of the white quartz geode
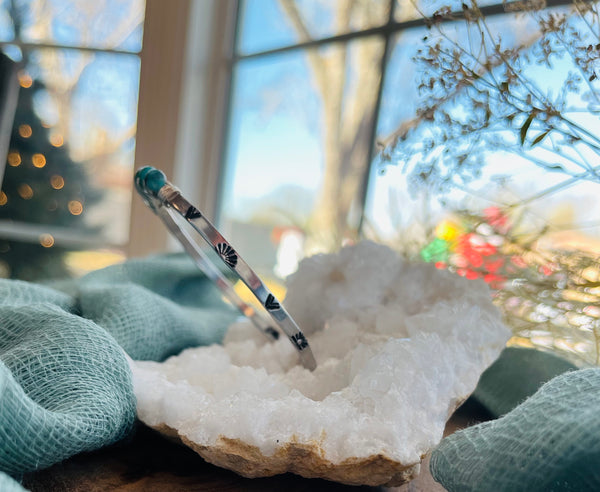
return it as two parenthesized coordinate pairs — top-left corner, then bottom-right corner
(130, 241), (510, 486)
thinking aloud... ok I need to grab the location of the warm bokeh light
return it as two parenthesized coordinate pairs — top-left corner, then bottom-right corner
(68, 200), (83, 215)
(0, 192), (7, 206)
(17, 184), (34, 200)
(18, 124), (32, 138)
(7, 152), (21, 167)
(39, 234), (55, 248)
(50, 134), (64, 147)
(18, 71), (33, 88)
(233, 277), (287, 310)
(32, 153), (46, 168)
(435, 220), (461, 242)
(64, 250), (126, 277)
(50, 175), (65, 190)
(242, 305), (256, 318)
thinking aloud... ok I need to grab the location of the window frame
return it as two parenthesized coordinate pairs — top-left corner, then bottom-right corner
(127, 0), (237, 257)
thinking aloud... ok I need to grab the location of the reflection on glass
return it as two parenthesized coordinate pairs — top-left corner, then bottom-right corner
(0, 48), (139, 246)
(221, 35), (385, 276)
(366, 5), (600, 365)
(0, 0), (145, 51)
(238, 0), (389, 54)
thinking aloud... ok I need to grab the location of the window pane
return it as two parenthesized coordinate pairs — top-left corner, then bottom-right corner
(221, 36), (385, 277)
(238, 0), (390, 54)
(0, 48), (140, 248)
(366, 7), (600, 365)
(362, 27), (429, 240)
(2, 0), (145, 52)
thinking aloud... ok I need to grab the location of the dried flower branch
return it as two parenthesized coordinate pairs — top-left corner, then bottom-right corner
(378, 0), (600, 365)
(382, 0), (600, 200)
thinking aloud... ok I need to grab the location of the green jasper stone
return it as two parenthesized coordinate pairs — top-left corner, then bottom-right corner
(144, 169), (167, 196)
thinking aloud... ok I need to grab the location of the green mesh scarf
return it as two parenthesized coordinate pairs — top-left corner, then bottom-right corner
(0, 254), (237, 489)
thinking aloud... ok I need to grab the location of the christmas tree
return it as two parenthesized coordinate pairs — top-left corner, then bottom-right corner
(0, 75), (103, 280)
(0, 0), (104, 280)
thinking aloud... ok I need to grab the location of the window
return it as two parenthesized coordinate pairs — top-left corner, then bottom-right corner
(220, 0), (394, 277)
(0, 0), (144, 279)
(219, 0), (555, 274)
(220, 0), (600, 365)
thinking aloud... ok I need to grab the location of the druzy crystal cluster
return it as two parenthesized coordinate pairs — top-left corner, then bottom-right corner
(130, 241), (510, 486)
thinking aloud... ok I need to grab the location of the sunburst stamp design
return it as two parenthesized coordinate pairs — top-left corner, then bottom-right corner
(291, 333), (308, 350)
(185, 206), (202, 220)
(215, 243), (238, 268)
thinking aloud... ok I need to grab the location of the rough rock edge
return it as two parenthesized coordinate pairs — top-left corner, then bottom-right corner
(146, 394), (470, 486)
(151, 423), (420, 487)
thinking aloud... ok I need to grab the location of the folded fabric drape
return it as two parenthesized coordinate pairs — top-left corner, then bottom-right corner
(0, 254), (237, 489)
(431, 349), (599, 492)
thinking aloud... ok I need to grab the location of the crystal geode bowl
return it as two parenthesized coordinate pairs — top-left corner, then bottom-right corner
(130, 241), (510, 486)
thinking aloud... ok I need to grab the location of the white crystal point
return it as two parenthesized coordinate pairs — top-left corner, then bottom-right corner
(130, 240), (510, 486)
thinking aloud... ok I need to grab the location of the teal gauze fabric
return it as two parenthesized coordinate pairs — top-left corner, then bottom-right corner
(472, 347), (578, 418)
(431, 349), (600, 492)
(0, 255), (237, 489)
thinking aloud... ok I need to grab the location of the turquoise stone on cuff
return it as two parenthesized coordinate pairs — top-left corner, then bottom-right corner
(135, 166), (154, 191)
(144, 169), (167, 196)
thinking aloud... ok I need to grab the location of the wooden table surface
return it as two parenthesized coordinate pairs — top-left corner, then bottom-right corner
(22, 399), (491, 492)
